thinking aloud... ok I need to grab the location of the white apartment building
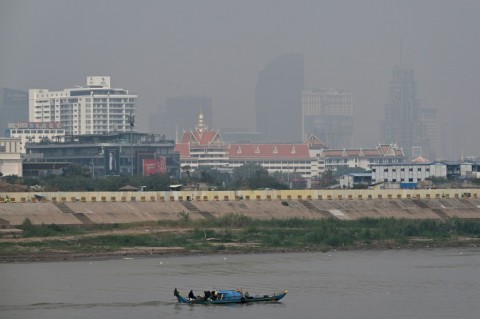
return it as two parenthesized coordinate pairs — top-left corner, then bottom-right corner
(29, 76), (136, 135)
(0, 137), (22, 176)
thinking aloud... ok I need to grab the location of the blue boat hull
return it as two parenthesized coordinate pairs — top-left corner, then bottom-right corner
(174, 289), (287, 305)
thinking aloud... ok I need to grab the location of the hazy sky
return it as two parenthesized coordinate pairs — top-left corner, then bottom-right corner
(1, 0), (479, 158)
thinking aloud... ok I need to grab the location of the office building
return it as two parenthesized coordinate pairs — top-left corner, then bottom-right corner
(255, 53), (304, 142)
(25, 132), (179, 177)
(29, 76), (136, 135)
(0, 88), (29, 137)
(302, 89), (353, 148)
(419, 108), (438, 160)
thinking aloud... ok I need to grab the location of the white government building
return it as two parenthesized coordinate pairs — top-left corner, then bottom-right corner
(29, 76), (137, 135)
(0, 138), (22, 176)
(6, 122), (65, 154)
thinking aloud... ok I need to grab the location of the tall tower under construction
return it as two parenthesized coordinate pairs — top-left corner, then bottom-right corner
(380, 65), (428, 159)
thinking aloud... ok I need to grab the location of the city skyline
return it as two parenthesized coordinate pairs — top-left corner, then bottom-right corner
(1, 0), (479, 159)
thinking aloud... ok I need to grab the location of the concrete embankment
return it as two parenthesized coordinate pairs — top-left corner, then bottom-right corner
(1, 189), (480, 227)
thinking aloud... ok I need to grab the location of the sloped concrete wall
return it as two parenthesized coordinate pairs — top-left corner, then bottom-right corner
(0, 189), (480, 226)
(1, 188), (478, 204)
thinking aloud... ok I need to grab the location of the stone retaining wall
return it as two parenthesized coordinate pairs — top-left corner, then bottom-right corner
(0, 189), (480, 227)
(0, 188), (478, 204)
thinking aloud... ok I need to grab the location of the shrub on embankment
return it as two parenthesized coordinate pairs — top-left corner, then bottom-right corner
(3, 216), (480, 256)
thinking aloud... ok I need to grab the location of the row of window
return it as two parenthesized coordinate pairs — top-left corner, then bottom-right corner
(373, 167), (430, 173)
(325, 158), (400, 164)
(10, 129), (64, 134)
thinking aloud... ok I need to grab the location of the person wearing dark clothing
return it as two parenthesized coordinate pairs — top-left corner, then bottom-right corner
(188, 290), (196, 300)
(204, 291), (211, 301)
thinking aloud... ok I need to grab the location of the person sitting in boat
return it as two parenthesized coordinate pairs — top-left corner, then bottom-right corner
(203, 290), (211, 301)
(210, 290), (218, 301)
(188, 290), (196, 300)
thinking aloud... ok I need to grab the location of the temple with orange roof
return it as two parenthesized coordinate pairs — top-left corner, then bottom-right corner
(175, 113), (407, 178)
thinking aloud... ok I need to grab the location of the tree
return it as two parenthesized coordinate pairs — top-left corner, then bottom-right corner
(196, 167), (232, 189)
(62, 163), (91, 178)
(317, 170), (338, 189)
(181, 165), (192, 185)
(233, 163), (288, 190)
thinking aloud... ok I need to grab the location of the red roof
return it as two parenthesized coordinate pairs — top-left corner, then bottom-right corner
(180, 130), (222, 146)
(412, 156), (429, 163)
(323, 150), (344, 156)
(174, 143), (191, 157)
(362, 149), (380, 156)
(228, 144), (310, 159)
(303, 135), (328, 149)
(320, 145), (405, 158)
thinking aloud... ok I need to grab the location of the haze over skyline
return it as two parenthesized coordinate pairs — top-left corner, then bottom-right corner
(1, 0), (479, 159)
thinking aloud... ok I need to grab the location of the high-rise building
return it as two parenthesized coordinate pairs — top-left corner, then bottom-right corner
(0, 88), (29, 137)
(149, 95), (212, 140)
(29, 76), (136, 135)
(380, 65), (428, 159)
(255, 53), (304, 143)
(418, 108), (438, 160)
(302, 89), (353, 148)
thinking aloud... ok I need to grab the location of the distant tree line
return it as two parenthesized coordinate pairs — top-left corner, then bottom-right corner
(2, 163), (366, 192)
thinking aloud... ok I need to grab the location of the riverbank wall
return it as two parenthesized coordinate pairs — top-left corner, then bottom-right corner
(1, 189), (479, 227)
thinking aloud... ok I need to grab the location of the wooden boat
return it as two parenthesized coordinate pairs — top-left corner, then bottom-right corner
(174, 288), (287, 305)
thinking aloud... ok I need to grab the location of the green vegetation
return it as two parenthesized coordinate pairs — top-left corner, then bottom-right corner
(19, 218), (85, 237)
(5, 163), (292, 192)
(2, 216), (480, 259)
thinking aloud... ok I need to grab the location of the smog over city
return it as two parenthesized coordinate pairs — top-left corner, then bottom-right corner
(1, 0), (479, 159)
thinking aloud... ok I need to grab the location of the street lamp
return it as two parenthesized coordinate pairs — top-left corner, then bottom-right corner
(128, 112), (135, 176)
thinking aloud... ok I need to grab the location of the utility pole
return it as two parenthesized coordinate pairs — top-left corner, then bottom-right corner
(129, 112), (135, 176)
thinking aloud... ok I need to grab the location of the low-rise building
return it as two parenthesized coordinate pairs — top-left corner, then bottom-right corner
(25, 132), (180, 177)
(339, 173), (372, 189)
(6, 121), (65, 153)
(311, 143), (405, 175)
(371, 162), (446, 184)
(0, 137), (22, 176)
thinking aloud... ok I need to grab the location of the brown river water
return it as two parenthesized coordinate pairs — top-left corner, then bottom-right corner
(1, 248), (479, 319)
